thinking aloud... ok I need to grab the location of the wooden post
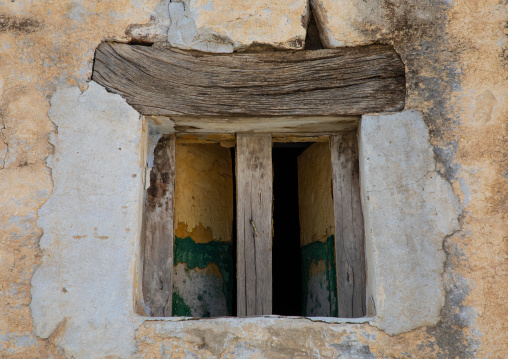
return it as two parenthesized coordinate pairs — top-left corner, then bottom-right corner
(330, 133), (366, 318)
(142, 135), (176, 317)
(236, 134), (273, 316)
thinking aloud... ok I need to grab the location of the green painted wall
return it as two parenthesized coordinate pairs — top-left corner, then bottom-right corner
(172, 236), (234, 317)
(301, 235), (338, 317)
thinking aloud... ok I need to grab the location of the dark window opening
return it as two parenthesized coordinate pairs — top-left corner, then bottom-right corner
(230, 147), (237, 317)
(272, 143), (312, 316)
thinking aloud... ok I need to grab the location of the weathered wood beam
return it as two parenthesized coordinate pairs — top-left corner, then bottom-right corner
(93, 42), (405, 117)
(236, 134), (273, 316)
(149, 115), (360, 134)
(143, 135), (176, 317)
(330, 132), (366, 318)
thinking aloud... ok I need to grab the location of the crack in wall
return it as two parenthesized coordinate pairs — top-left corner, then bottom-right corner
(0, 122), (9, 169)
(365, 169), (436, 194)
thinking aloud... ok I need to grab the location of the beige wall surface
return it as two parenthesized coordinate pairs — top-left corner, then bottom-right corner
(0, 0), (506, 358)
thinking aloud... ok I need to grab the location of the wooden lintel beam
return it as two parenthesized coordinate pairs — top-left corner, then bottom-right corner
(93, 42), (405, 117)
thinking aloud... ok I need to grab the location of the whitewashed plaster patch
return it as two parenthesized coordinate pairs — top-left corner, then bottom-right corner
(360, 110), (460, 335)
(31, 82), (145, 358)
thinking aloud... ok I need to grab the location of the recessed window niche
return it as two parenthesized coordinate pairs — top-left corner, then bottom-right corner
(91, 40), (405, 321)
(142, 125), (367, 319)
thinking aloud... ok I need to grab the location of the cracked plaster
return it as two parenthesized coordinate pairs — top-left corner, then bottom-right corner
(31, 84), (461, 357)
(1, 0), (507, 357)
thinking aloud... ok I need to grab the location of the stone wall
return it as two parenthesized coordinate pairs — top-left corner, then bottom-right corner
(1, 0), (507, 358)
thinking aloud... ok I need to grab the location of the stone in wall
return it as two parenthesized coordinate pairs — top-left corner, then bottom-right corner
(311, 0), (443, 47)
(359, 110), (461, 335)
(127, 0), (310, 52)
(311, 0), (391, 46)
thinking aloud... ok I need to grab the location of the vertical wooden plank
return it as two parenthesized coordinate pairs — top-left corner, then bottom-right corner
(143, 135), (175, 317)
(330, 132), (366, 318)
(236, 134), (273, 316)
(297, 142), (338, 317)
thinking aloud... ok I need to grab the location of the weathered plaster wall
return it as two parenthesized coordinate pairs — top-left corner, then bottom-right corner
(1, 0), (507, 358)
(1, 2), (159, 356)
(31, 82), (146, 358)
(297, 142), (338, 317)
(174, 143), (234, 244)
(173, 143), (234, 317)
(298, 142), (334, 247)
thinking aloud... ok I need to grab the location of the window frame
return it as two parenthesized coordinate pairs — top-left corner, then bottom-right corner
(142, 128), (367, 319)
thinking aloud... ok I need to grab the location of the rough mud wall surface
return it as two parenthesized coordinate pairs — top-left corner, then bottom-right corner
(173, 143), (234, 317)
(0, 1), (158, 357)
(381, 1), (507, 357)
(297, 142), (337, 317)
(0, 1), (506, 359)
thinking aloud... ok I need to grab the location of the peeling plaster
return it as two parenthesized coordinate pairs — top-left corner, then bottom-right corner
(31, 82), (145, 358)
(0, 0), (506, 357)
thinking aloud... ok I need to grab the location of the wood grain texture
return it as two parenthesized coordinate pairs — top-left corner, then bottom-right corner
(330, 132), (366, 318)
(164, 115), (359, 134)
(93, 42), (405, 117)
(143, 135), (176, 317)
(236, 134), (273, 316)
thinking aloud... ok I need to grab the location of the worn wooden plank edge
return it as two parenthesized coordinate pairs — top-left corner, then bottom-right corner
(330, 133), (366, 318)
(149, 115), (360, 134)
(142, 134), (176, 317)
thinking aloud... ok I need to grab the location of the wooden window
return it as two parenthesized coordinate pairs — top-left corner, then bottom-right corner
(143, 131), (365, 318)
(92, 41), (404, 319)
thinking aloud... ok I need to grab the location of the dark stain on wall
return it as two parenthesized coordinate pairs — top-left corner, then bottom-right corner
(0, 14), (42, 33)
(172, 292), (193, 317)
(425, 236), (480, 358)
(383, 1), (476, 356)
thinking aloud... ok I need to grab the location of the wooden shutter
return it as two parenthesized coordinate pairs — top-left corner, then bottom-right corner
(330, 133), (366, 318)
(143, 135), (176, 317)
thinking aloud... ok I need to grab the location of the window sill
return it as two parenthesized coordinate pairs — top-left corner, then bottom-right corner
(139, 314), (375, 324)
